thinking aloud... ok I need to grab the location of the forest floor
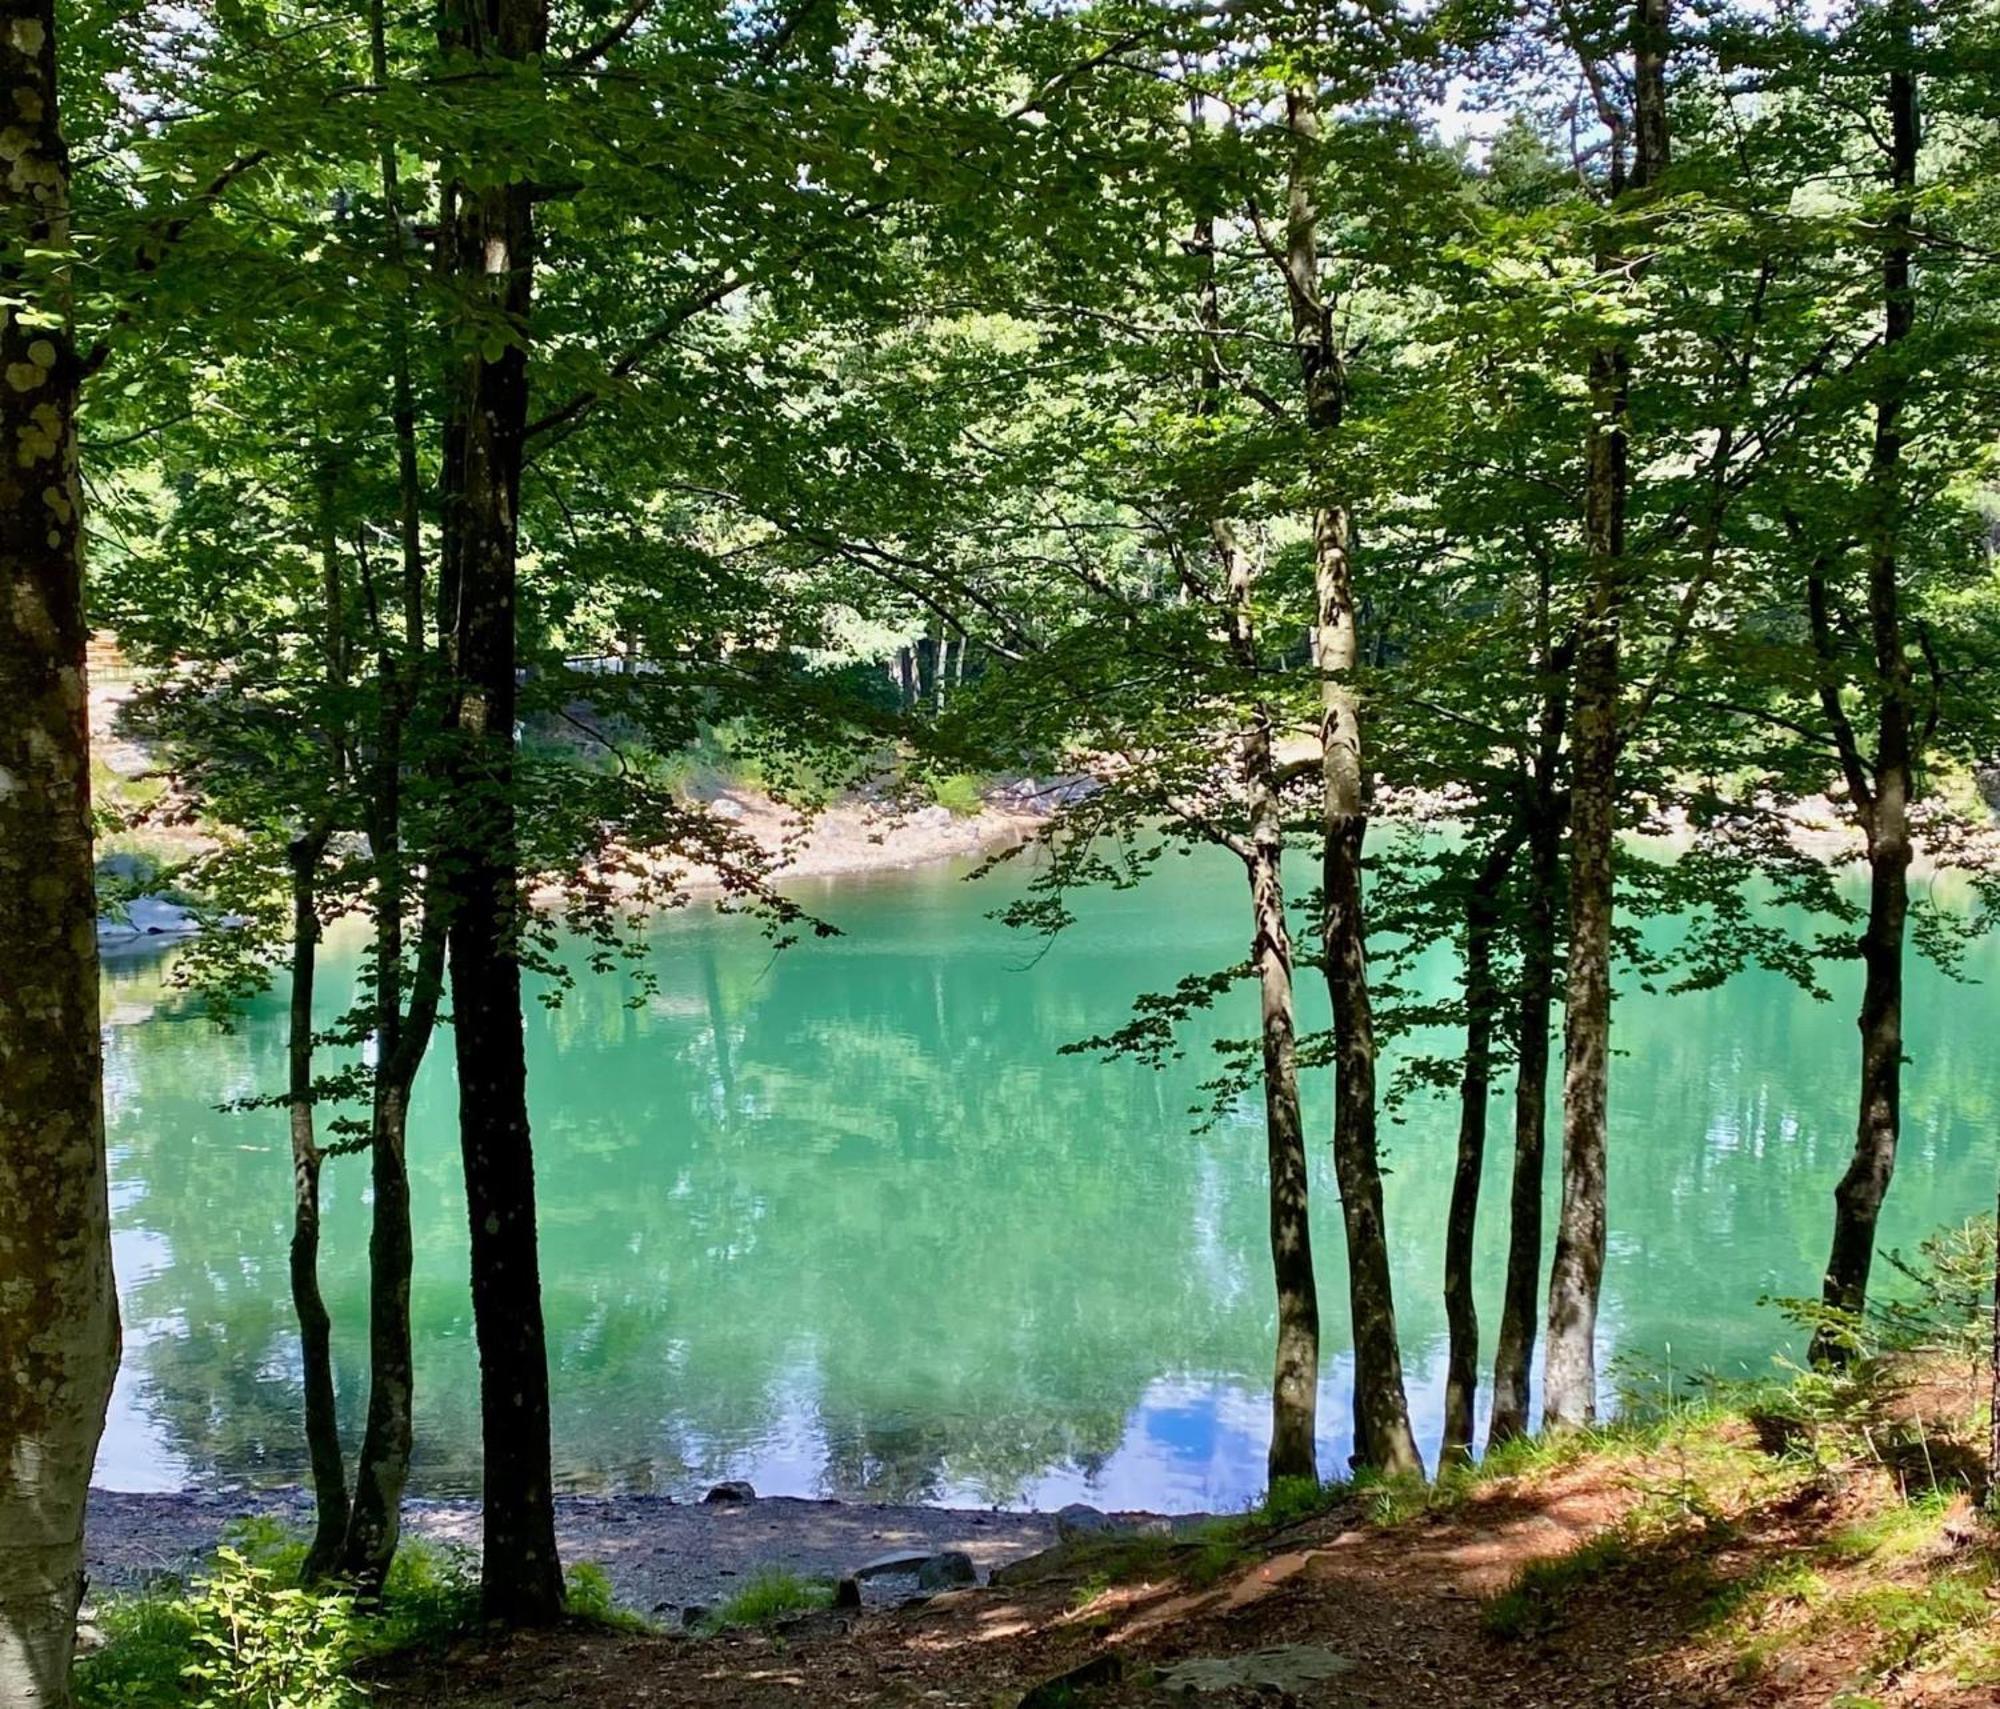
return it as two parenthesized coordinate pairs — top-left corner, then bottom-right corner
(359, 1371), (2000, 1709)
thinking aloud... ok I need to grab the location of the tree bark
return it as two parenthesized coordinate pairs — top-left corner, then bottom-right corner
(1488, 788), (1561, 1446)
(1198, 211), (1321, 1490)
(1813, 19), (1918, 1363)
(1543, 0), (1670, 1431)
(335, 33), (441, 1581)
(1442, 838), (1515, 1466)
(0, 7), (120, 1699)
(1279, 84), (1421, 1478)
(1221, 525), (1322, 1488)
(437, 0), (564, 1626)
(287, 833), (349, 1583)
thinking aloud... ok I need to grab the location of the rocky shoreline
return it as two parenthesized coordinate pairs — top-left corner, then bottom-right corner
(84, 1487), (1191, 1619)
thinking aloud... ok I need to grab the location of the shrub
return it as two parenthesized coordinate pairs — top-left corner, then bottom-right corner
(926, 773), (985, 817)
(178, 1549), (368, 1709)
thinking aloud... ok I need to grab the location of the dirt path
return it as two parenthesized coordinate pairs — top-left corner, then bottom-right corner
(366, 1421), (2000, 1709)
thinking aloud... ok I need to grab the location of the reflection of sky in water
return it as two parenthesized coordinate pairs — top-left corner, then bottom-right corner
(99, 1228), (191, 1492)
(93, 854), (2000, 1508)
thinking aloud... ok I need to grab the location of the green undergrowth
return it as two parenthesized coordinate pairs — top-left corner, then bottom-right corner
(696, 1567), (836, 1632)
(1473, 1359), (2000, 1702)
(77, 1521), (646, 1708)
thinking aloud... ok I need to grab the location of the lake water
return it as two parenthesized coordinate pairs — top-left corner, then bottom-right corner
(95, 850), (1999, 1512)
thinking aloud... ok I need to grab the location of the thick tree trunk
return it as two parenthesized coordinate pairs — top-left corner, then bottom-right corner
(1545, 618), (1617, 1428)
(1543, 0), (1670, 1431)
(1813, 30), (1918, 1364)
(287, 835), (349, 1582)
(1488, 796), (1560, 1446)
(438, 0), (563, 1625)
(1442, 840), (1513, 1466)
(0, 9), (120, 1699)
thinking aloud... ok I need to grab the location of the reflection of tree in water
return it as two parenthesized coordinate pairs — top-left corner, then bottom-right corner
(99, 864), (2000, 1501)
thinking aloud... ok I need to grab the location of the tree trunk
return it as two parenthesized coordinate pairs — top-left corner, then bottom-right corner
(1279, 82), (1420, 1480)
(1247, 764), (1321, 1486)
(339, 1077), (418, 1587)
(1543, 0), (1670, 1431)
(1813, 24), (1918, 1363)
(0, 9), (120, 1699)
(1218, 518), (1321, 1489)
(1442, 839), (1514, 1466)
(1198, 213), (1321, 1492)
(1545, 615), (1616, 1429)
(437, 0), (563, 1625)
(1314, 510), (1422, 1479)
(287, 834), (349, 1582)
(336, 46), (439, 1580)
(1488, 793), (1560, 1446)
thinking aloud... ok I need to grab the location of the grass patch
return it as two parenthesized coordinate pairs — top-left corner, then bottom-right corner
(1822, 1490), (1957, 1564)
(1482, 1528), (1646, 1641)
(697, 1567), (835, 1633)
(1247, 1475), (1352, 1531)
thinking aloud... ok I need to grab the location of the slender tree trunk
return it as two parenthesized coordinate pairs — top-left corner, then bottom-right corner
(437, 0), (563, 1625)
(1544, 0), (1670, 1431)
(1197, 212), (1320, 1490)
(287, 834), (349, 1582)
(1442, 839), (1514, 1465)
(336, 50), (438, 1580)
(1247, 763), (1321, 1486)
(1314, 514), (1421, 1478)
(0, 10), (120, 1699)
(1219, 521), (1321, 1488)
(1814, 26), (1918, 1362)
(1277, 82), (1421, 1479)
(1488, 791), (1561, 1445)
(339, 1077), (417, 1585)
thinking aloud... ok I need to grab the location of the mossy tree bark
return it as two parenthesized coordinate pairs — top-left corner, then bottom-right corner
(0, 5), (120, 1700)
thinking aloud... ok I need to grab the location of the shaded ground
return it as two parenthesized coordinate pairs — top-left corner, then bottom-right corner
(369, 1412), (2000, 1709)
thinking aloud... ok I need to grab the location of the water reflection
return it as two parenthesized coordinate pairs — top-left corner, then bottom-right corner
(98, 856), (1999, 1511)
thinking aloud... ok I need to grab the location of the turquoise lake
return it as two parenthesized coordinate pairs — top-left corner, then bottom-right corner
(94, 851), (2000, 1512)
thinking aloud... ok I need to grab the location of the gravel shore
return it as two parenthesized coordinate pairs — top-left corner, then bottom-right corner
(86, 1488), (1066, 1617)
